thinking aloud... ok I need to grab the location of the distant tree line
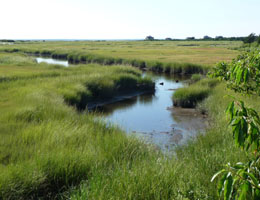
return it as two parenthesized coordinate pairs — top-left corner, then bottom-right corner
(0, 39), (15, 43)
(145, 33), (260, 44)
(184, 35), (249, 41)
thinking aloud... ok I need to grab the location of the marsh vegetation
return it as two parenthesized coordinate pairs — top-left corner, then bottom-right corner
(1, 40), (259, 199)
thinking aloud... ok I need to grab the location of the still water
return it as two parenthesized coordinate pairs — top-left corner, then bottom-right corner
(98, 73), (207, 150)
(35, 57), (207, 150)
(36, 57), (69, 67)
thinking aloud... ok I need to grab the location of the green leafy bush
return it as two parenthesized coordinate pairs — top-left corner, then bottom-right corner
(211, 50), (260, 200)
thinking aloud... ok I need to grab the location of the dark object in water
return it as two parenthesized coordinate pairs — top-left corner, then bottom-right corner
(159, 82), (164, 85)
(176, 80), (179, 83)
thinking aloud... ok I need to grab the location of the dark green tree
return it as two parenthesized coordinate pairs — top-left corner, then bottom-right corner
(243, 33), (257, 44)
(145, 36), (154, 41)
(203, 35), (212, 40)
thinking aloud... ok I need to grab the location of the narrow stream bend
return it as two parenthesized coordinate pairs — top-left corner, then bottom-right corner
(36, 57), (208, 150)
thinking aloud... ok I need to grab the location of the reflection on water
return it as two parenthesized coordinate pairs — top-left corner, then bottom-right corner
(97, 73), (207, 150)
(36, 57), (69, 67)
(97, 93), (154, 116)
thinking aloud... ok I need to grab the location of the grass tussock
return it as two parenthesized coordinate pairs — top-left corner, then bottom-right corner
(172, 78), (219, 108)
(190, 73), (202, 83)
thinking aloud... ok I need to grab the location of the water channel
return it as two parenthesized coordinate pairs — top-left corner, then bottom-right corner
(36, 57), (208, 150)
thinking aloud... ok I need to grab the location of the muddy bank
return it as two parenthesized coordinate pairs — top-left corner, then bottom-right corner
(168, 107), (208, 132)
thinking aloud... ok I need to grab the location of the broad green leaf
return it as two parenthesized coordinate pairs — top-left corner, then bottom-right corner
(226, 101), (234, 121)
(244, 172), (259, 187)
(238, 181), (251, 200)
(236, 68), (243, 84)
(240, 101), (245, 109)
(238, 119), (246, 147)
(218, 172), (228, 196)
(231, 118), (241, 127)
(243, 68), (249, 83)
(233, 162), (245, 169)
(224, 174), (233, 200)
(233, 123), (241, 147)
(211, 169), (226, 182)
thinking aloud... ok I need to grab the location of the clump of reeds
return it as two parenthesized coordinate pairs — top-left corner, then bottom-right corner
(172, 78), (219, 108)
(190, 74), (202, 83)
(173, 86), (210, 108)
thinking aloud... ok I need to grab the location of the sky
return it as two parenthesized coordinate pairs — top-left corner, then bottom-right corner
(1, 0), (260, 40)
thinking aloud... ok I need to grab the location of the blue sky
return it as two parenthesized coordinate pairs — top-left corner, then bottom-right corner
(1, 0), (260, 39)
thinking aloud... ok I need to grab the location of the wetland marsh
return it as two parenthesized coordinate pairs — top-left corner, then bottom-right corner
(0, 40), (255, 199)
(34, 55), (207, 149)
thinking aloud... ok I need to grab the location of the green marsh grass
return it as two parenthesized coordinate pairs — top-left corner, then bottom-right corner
(0, 42), (250, 199)
(67, 83), (258, 199)
(190, 73), (202, 83)
(0, 40), (241, 75)
(0, 52), (157, 199)
(172, 78), (219, 108)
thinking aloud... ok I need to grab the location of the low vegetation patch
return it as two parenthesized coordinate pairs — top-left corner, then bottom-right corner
(172, 78), (219, 108)
(190, 73), (202, 83)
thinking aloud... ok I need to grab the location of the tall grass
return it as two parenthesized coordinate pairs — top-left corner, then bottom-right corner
(190, 73), (202, 83)
(1, 40), (240, 66)
(0, 43), (247, 199)
(0, 40), (241, 75)
(1, 47), (212, 75)
(46, 50), (208, 74)
(65, 83), (256, 199)
(172, 78), (219, 108)
(0, 53), (156, 199)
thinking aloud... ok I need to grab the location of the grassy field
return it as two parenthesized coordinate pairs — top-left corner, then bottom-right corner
(0, 52), (157, 198)
(0, 41), (241, 66)
(0, 41), (254, 199)
(0, 41), (241, 75)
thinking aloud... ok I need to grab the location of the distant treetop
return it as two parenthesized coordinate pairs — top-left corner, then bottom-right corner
(243, 33), (257, 44)
(203, 35), (212, 40)
(186, 37), (195, 40)
(215, 36), (224, 40)
(145, 36), (154, 41)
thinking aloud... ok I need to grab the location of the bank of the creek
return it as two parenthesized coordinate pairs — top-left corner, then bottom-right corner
(36, 57), (208, 150)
